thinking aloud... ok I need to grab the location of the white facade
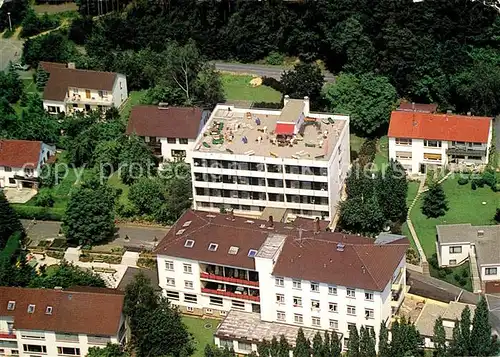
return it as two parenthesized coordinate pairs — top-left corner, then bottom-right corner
(436, 242), (471, 267)
(0, 317), (126, 357)
(0, 143), (55, 189)
(190, 101), (350, 220)
(146, 137), (197, 164)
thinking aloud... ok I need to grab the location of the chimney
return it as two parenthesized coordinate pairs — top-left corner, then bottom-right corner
(284, 95), (290, 107)
(268, 215), (274, 228)
(314, 217), (320, 234)
(467, 111), (472, 116)
(412, 102), (415, 111)
(446, 110), (452, 114)
(303, 96), (310, 116)
(67, 62), (76, 69)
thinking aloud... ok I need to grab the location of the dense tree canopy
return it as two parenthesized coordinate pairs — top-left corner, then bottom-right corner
(87, 344), (128, 357)
(29, 261), (106, 288)
(0, 191), (24, 250)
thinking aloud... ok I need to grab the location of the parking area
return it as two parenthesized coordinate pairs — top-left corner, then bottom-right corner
(0, 37), (24, 71)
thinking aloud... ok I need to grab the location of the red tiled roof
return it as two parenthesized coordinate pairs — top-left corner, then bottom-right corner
(388, 111), (492, 143)
(0, 140), (42, 168)
(397, 102), (438, 113)
(126, 105), (203, 139)
(0, 287), (124, 336)
(275, 123), (295, 135)
(40, 62), (118, 102)
(154, 210), (408, 290)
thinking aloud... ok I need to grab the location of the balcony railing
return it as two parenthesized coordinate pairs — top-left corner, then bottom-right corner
(201, 287), (260, 302)
(88, 336), (111, 345)
(447, 146), (486, 157)
(66, 94), (112, 105)
(200, 272), (259, 287)
(0, 331), (16, 339)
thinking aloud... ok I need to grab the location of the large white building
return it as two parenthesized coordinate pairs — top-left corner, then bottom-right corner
(388, 110), (493, 175)
(154, 210), (408, 353)
(190, 96), (350, 220)
(40, 62), (128, 115)
(0, 287), (127, 357)
(0, 140), (55, 189)
(126, 105), (210, 164)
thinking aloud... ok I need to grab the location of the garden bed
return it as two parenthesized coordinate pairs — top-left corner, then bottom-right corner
(137, 257), (157, 270)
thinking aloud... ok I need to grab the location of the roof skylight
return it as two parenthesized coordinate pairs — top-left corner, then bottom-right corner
(176, 229), (186, 236)
(7, 301), (15, 311)
(228, 246), (239, 255)
(184, 239), (195, 248)
(208, 243), (218, 252)
(182, 221), (192, 227)
(248, 249), (258, 258)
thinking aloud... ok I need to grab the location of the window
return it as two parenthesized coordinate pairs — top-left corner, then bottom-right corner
(329, 319), (339, 330)
(7, 301), (15, 311)
(248, 249), (258, 257)
(11, 350), (18, 355)
(365, 292), (374, 301)
(294, 314), (303, 324)
(209, 296), (223, 306)
(293, 280), (302, 289)
(186, 306), (194, 312)
(347, 288), (356, 298)
(238, 342), (252, 352)
(184, 280), (194, 289)
(311, 300), (320, 309)
(228, 246), (239, 255)
(179, 138), (189, 145)
(310, 282), (319, 292)
(219, 310), (226, 316)
(366, 325), (375, 334)
(276, 294), (285, 304)
(165, 261), (174, 270)
(277, 311), (286, 321)
(167, 138), (176, 144)
(293, 296), (302, 307)
(45, 306), (53, 315)
(208, 243), (218, 252)
(347, 305), (356, 315)
(183, 264), (192, 274)
(232, 300), (245, 310)
(423, 153), (442, 161)
(205, 308), (213, 314)
(57, 347), (80, 356)
(4, 166), (11, 172)
(328, 286), (337, 295)
(184, 240), (195, 248)
(396, 151), (412, 160)
(275, 277), (284, 287)
(23, 345), (47, 353)
(21, 331), (45, 340)
(424, 140), (442, 147)
(449, 246), (462, 254)
(329, 302), (338, 313)
(184, 293), (197, 303)
(98, 90), (104, 97)
(485, 268), (498, 275)
(220, 339), (232, 349)
(166, 290), (180, 301)
(171, 149), (186, 158)
(395, 138), (412, 146)
(365, 308), (374, 319)
(312, 317), (321, 327)
(8, 178), (14, 184)
(449, 259), (457, 265)
(27, 304), (35, 313)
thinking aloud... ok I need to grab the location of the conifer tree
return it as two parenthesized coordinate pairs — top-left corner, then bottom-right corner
(376, 159), (408, 222)
(312, 332), (323, 357)
(447, 320), (463, 357)
(270, 336), (279, 357)
(277, 335), (290, 357)
(459, 305), (472, 355)
(257, 339), (270, 357)
(432, 317), (447, 357)
(330, 331), (342, 357)
(347, 325), (360, 357)
(471, 296), (499, 356)
(378, 323), (390, 357)
(294, 329), (310, 357)
(359, 326), (376, 357)
(322, 331), (331, 357)
(421, 181), (449, 218)
(0, 190), (24, 249)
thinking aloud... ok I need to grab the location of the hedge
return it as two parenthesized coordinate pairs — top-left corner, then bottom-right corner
(0, 232), (22, 259)
(13, 205), (65, 221)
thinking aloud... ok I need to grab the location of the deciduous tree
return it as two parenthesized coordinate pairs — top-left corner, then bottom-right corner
(29, 261), (105, 288)
(281, 62), (324, 104)
(87, 343), (128, 357)
(119, 135), (156, 185)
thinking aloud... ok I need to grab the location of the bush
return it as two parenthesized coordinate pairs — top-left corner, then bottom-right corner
(458, 277), (467, 287)
(115, 202), (138, 218)
(265, 51), (285, 65)
(453, 272), (461, 281)
(444, 267), (453, 275)
(137, 257), (157, 270)
(458, 176), (469, 185)
(438, 269), (447, 278)
(34, 188), (55, 207)
(429, 253), (439, 269)
(20, 10), (59, 38)
(50, 238), (67, 249)
(462, 269), (469, 278)
(482, 170), (497, 189)
(46, 250), (64, 259)
(13, 205), (64, 221)
(358, 139), (377, 166)
(261, 76), (283, 92)
(471, 181), (477, 190)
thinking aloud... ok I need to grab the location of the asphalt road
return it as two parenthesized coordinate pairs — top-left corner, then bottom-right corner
(0, 37), (24, 71)
(213, 61), (336, 82)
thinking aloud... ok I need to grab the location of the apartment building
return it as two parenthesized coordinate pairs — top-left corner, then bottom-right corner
(0, 287), (127, 357)
(436, 224), (500, 293)
(126, 105), (210, 163)
(154, 209), (408, 353)
(388, 111), (493, 175)
(40, 62), (128, 115)
(0, 140), (55, 189)
(190, 96), (350, 220)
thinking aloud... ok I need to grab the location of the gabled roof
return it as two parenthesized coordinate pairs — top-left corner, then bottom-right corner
(388, 111), (492, 143)
(154, 210), (408, 290)
(0, 140), (42, 168)
(0, 286), (124, 336)
(40, 62), (118, 102)
(126, 105), (203, 139)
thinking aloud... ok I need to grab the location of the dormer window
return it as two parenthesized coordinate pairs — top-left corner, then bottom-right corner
(248, 249), (258, 258)
(208, 243), (218, 252)
(27, 304), (35, 313)
(184, 240), (195, 248)
(7, 301), (15, 311)
(45, 306), (53, 315)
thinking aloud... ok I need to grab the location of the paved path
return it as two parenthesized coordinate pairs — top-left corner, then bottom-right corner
(0, 37), (23, 71)
(213, 61), (336, 82)
(121, 251), (139, 267)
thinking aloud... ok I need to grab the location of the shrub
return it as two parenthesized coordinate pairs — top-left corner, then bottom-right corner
(429, 253), (439, 269)
(34, 188), (55, 207)
(444, 267), (453, 275)
(453, 272), (461, 281)
(137, 257), (157, 270)
(462, 269), (469, 278)
(458, 176), (469, 185)
(458, 277), (467, 287)
(46, 250), (64, 259)
(79, 253), (92, 262)
(13, 205), (64, 221)
(482, 170), (497, 188)
(265, 51), (285, 65)
(115, 203), (138, 218)
(438, 269), (447, 278)
(358, 139), (377, 166)
(471, 181), (477, 190)
(261, 76), (283, 92)
(50, 238), (67, 249)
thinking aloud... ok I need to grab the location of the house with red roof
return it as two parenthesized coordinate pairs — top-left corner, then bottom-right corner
(0, 140), (55, 189)
(388, 111), (493, 175)
(39, 62), (128, 115)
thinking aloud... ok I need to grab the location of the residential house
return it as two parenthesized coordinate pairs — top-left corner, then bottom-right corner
(126, 105), (209, 164)
(388, 111), (492, 175)
(40, 62), (128, 115)
(154, 209), (408, 353)
(0, 286), (127, 357)
(0, 140), (55, 189)
(190, 96), (350, 220)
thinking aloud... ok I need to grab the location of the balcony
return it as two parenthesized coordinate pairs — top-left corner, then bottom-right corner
(201, 264), (259, 286)
(0, 330), (16, 339)
(391, 268), (404, 290)
(201, 287), (260, 302)
(200, 272), (259, 287)
(88, 336), (111, 345)
(447, 146), (486, 157)
(65, 93), (112, 105)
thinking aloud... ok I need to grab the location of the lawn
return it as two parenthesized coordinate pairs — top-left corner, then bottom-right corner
(373, 135), (389, 169)
(406, 180), (420, 206)
(120, 90), (146, 123)
(182, 316), (219, 357)
(221, 74), (282, 103)
(429, 261), (473, 292)
(108, 172), (130, 205)
(349, 134), (365, 156)
(409, 176), (499, 257)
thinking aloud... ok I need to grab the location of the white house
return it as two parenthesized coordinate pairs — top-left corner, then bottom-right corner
(126, 105), (210, 164)
(436, 224), (500, 293)
(154, 209), (408, 352)
(388, 111), (493, 175)
(0, 286), (127, 357)
(40, 62), (128, 115)
(190, 96), (350, 221)
(0, 140), (55, 189)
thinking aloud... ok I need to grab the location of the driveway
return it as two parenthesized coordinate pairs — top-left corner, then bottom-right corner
(4, 188), (37, 203)
(0, 37), (23, 71)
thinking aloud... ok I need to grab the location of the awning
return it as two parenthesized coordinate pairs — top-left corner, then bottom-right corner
(275, 123), (295, 135)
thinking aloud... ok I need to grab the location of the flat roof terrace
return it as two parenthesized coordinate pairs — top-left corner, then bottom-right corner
(194, 106), (347, 161)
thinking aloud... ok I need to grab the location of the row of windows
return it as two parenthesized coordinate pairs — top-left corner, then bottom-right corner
(395, 138), (484, 147)
(194, 174), (328, 191)
(193, 159), (328, 176)
(275, 295), (374, 315)
(165, 261), (193, 273)
(275, 278), (374, 300)
(277, 312), (375, 329)
(166, 278), (194, 289)
(165, 137), (189, 145)
(166, 290), (198, 304)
